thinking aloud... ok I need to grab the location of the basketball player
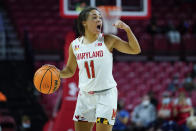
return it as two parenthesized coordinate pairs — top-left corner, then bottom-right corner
(60, 7), (141, 131)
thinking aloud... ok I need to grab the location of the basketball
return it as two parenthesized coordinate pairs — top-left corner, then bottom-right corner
(33, 65), (61, 94)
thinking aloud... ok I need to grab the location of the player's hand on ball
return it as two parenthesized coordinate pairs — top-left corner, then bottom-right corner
(112, 20), (130, 31)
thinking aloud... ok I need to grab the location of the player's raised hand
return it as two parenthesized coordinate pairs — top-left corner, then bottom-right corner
(112, 20), (130, 31)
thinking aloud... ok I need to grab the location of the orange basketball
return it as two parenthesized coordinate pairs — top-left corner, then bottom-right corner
(33, 65), (61, 94)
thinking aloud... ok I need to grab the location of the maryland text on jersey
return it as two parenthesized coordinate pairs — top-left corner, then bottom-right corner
(76, 50), (103, 60)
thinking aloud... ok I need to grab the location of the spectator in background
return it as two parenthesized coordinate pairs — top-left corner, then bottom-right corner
(174, 92), (194, 131)
(20, 115), (32, 131)
(184, 64), (196, 92)
(167, 26), (181, 44)
(158, 92), (173, 120)
(113, 99), (129, 131)
(174, 91), (192, 106)
(131, 95), (156, 131)
(184, 73), (195, 92)
(168, 73), (182, 93)
(156, 92), (178, 131)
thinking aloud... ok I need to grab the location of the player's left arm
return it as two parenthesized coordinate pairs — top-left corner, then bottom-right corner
(111, 20), (141, 54)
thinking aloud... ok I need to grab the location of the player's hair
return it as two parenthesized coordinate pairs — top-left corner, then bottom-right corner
(77, 7), (98, 36)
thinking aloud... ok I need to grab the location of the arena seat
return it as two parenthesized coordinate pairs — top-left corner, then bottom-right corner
(154, 35), (169, 53)
(113, 61), (194, 109)
(4, 0), (196, 56)
(182, 33), (196, 55)
(139, 33), (153, 54)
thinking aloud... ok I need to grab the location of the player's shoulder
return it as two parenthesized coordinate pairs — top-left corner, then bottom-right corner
(71, 36), (82, 46)
(104, 34), (119, 41)
(104, 34), (119, 45)
(104, 34), (115, 39)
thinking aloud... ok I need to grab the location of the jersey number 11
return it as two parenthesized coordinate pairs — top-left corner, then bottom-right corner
(84, 60), (95, 79)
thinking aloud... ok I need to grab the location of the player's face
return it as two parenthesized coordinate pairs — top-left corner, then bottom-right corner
(84, 10), (102, 35)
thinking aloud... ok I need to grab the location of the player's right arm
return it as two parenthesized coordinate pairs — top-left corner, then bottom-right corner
(60, 43), (77, 78)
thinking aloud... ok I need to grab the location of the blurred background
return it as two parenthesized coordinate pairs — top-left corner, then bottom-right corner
(0, 0), (196, 131)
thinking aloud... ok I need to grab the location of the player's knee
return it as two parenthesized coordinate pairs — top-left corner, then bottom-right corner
(96, 117), (109, 125)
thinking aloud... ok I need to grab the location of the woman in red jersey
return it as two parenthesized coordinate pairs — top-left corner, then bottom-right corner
(174, 92), (194, 131)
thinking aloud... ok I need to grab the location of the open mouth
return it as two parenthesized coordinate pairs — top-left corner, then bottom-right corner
(97, 25), (101, 30)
